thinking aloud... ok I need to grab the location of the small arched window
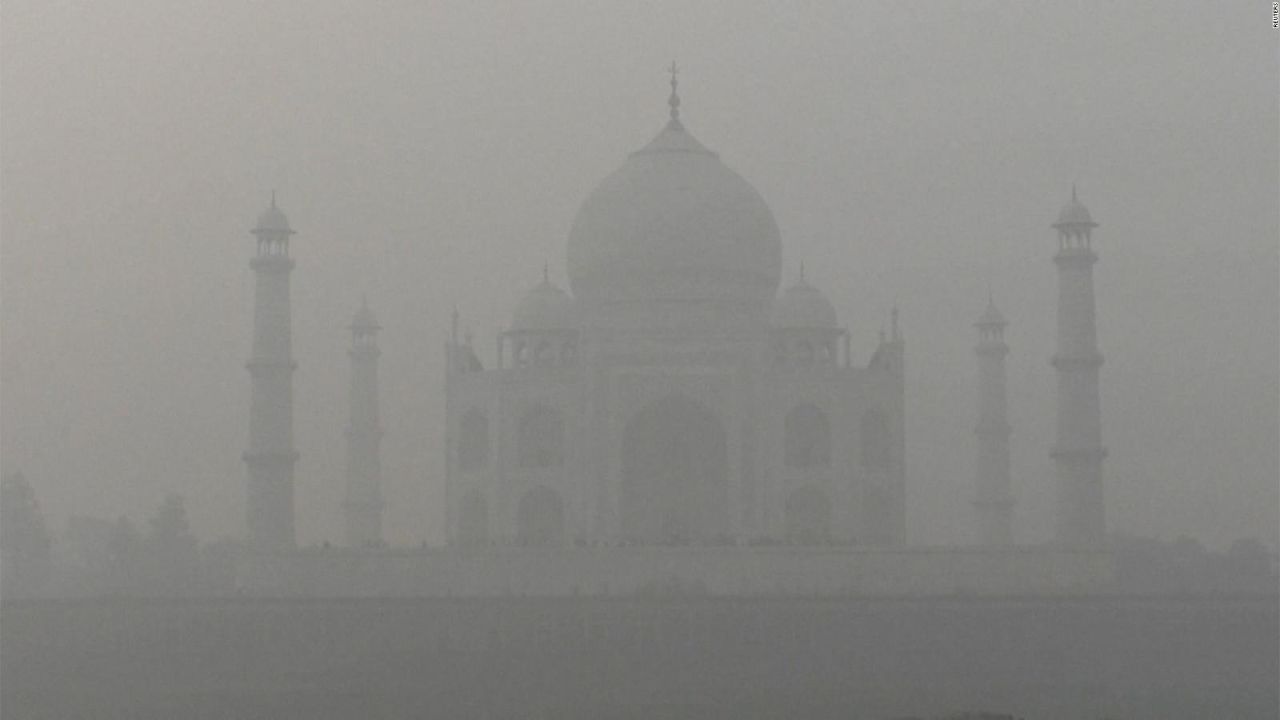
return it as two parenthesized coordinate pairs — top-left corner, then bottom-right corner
(784, 404), (831, 469)
(518, 404), (564, 469)
(458, 409), (489, 472)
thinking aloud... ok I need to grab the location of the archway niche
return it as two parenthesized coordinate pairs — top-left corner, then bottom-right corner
(785, 486), (832, 544)
(784, 404), (831, 469)
(621, 395), (728, 544)
(517, 404), (564, 469)
(516, 486), (565, 546)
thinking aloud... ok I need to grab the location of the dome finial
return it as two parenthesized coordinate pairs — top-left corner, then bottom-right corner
(1071, 183), (1078, 203)
(798, 260), (806, 284)
(542, 261), (549, 285)
(270, 189), (276, 209)
(667, 61), (681, 125)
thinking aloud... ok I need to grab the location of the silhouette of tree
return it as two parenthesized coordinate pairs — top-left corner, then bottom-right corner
(1, 472), (53, 597)
(0, 472), (51, 562)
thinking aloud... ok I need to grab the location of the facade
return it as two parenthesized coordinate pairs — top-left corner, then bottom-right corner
(1050, 187), (1107, 547)
(343, 298), (385, 547)
(243, 195), (298, 550)
(444, 77), (905, 549)
(971, 297), (1014, 546)
(236, 81), (1115, 597)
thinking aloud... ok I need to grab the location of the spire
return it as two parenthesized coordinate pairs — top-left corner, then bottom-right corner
(1054, 183), (1096, 229)
(977, 292), (1007, 328)
(890, 305), (901, 342)
(798, 260), (806, 284)
(270, 189), (277, 209)
(450, 305), (459, 347)
(542, 261), (549, 285)
(667, 61), (682, 127)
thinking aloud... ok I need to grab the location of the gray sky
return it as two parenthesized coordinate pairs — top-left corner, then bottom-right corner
(2, 0), (1275, 550)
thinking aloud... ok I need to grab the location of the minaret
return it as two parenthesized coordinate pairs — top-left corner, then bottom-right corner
(243, 194), (298, 550)
(1050, 186), (1107, 547)
(972, 295), (1014, 546)
(343, 297), (384, 547)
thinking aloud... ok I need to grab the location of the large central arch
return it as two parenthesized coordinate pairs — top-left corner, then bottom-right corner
(621, 395), (728, 543)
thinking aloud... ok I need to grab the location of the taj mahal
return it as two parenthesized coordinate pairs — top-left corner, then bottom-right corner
(238, 73), (1112, 596)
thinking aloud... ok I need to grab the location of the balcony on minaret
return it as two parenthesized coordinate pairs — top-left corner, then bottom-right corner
(1052, 185), (1098, 254)
(975, 297), (1008, 351)
(250, 195), (296, 266)
(244, 194), (299, 550)
(351, 298), (380, 354)
(1048, 186), (1107, 548)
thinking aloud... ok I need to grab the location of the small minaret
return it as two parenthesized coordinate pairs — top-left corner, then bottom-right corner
(244, 194), (298, 550)
(343, 297), (384, 547)
(972, 295), (1014, 546)
(1050, 186), (1107, 547)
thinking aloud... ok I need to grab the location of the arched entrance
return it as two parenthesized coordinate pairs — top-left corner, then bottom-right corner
(516, 486), (564, 546)
(621, 395), (728, 543)
(784, 404), (831, 469)
(785, 486), (832, 544)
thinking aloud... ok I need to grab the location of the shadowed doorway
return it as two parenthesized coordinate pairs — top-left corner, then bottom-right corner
(621, 395), (728, 543)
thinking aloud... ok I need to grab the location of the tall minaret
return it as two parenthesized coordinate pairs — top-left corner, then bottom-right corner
(244, 194), (298, 550)
(972, 295), (1014, 546)
(1050, 186), (1107, 547)
(343, 297), (384, 547)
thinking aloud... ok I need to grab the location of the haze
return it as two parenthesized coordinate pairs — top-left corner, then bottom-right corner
(2, 0), (1275, 551)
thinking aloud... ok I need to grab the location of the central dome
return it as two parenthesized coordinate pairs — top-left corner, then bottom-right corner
(566, 109), (782, 322)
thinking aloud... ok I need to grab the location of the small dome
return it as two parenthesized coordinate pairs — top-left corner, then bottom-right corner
(975, 297), (1006, 327)
(771, 276), (838, 329)
(253, 196), (293, 234)
(511, 276), (578, 331)
(1053, 186), (1096, 228)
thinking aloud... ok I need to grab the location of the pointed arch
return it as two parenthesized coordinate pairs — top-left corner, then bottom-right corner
(784, 404), (831, 469)
(518, 404), (564, 469)
(621, 395), (728, 543)
(516, 486), (565, 546)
